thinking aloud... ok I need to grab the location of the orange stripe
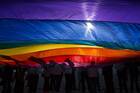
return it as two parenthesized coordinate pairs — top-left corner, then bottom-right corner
(0, 47), (139, 61)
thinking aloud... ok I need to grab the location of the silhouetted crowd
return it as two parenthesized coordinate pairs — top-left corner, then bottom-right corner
(0, 56), (140, 93)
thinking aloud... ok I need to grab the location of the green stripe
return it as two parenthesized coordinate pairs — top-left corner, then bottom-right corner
(0, 39), (134, 50)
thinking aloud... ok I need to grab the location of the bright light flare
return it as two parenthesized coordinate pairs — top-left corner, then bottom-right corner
(86, 22), (94, 31)
(85, 22), (96, 39)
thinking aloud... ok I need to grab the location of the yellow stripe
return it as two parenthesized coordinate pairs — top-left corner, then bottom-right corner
(0, 44), (102, 56)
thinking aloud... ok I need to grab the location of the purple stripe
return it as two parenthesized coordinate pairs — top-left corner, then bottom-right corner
(0, 0), (140, 23)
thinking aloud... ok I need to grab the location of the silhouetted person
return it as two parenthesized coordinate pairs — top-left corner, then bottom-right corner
(65, 58), (76, 90)
(28, 56), (51, 93)
(0, 55), (24, 93)
(1, 65), (13, 93)
(42, 64), (50, 93)
(14, 66), (26, 93)
(53, 63), (63, 92)
(0, 64), (5, 88)
(102, 64), (114, 93)
(28, 56), (63, 93)
(128, 61), (140, 93)
(87, 62), (98, 93)
(48, 60), (57, 91)
(42, 61), (63, 92)
(79, 66), (88, 93)
(95, 65), (101, 92)
(114, 62), (128, 93)
(63, 62), (73, 93)
(26, 67), (39, 93)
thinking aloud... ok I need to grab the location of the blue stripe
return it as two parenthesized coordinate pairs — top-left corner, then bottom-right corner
(0, 19), (140, 50)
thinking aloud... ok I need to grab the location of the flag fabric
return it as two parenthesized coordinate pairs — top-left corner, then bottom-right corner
(0, 0), (140, 66)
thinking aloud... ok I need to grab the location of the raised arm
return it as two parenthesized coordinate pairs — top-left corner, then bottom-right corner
(28, 56), (46, 67)
(0, 55), (20, 66)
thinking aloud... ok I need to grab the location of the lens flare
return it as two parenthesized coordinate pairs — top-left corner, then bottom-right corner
(86, 22), (94, 31)
(84, 22), (96, 39)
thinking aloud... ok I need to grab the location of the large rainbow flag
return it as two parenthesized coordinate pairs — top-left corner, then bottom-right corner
(0, 0), (140, 66)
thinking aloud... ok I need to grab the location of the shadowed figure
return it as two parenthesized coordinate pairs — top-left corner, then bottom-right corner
(65, 58), (76, 90)
(52, 62), (63, 92)
(114, 62), (128, 93)
(63, 58), (75, 93)
(28, 56), (47, 93)
(26, 67), (39, 93)
(102, 64), (114, 93)
(14, 66), (27, 93)
(29, 56), (51, 93)
(79, 66), (88, 93)
(127, 61), (140, 93)
(29, 56), (63, 93)
(0, 55), (25, 93)
(48, 60), (57, 91)
(87, 62), (98, 93)
(29, 57), (64, 93)
(1, 65), (13, 93)
(42, 64), (50, 93)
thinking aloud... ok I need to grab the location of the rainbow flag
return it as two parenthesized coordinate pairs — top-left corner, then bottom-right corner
(0, 0), (140, 66)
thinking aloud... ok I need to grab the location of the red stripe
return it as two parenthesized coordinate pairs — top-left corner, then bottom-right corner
(1, 55), (139, 67)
